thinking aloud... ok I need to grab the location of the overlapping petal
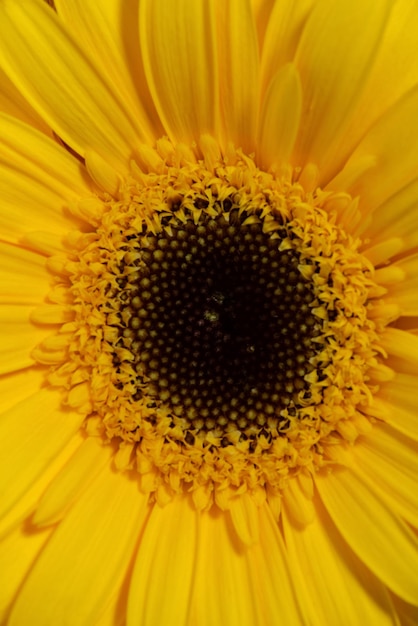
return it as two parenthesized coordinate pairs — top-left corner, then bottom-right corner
(0, 0), (148, 170)
(139, 0), (219, 145)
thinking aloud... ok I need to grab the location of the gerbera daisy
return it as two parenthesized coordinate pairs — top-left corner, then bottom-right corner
(0, 0), (417, 623)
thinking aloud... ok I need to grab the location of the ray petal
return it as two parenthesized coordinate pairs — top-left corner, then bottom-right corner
(54, 0), (161, 142)
(0, 0), (145, 170)
(293, 0), (391, 182)
(8, 464), (149, 626)
(353, 423), (418, 528)
(330, 84), (418, 220)
(316, 467), (418, 603)
(0, 114), (94, 243)
(283, 498), (398, 626)
(373, 373), (418, 442)
(128, 496), (197, 625)
(215, 0), (259, 152)
(0, 388), (84, 519)
(0, 306), (54, 374)
(0, 523), (54, 624)
(139, 0), (219, 144)
(258, 63), (302, 171)
(0, 243), (50, 305)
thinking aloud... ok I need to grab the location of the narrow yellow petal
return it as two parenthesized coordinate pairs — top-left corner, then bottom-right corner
(251, 0), (276, 46)
(362, 237), (405, 267)
(54, 0), (161, 143)
(260, 0), (314, 94)
(189, 503), (302, 625)
(0, 368), (44, 415)
(0, 389), (84, 521)
(0, 66), (52, 135)
(0, 0), (144, 169)
(0, 524), (53, 624)
(139, 0), (219, 144)
(0, 307), (53, 374)
(391, 595), (418, 626)
(374, 374), (418, 442)
(0, 431), (81, 538)
(190, 506), (259, 625)
(316, 467), (418, 603)
(293, 0), (391, 182)
(128, 496), (197, 626)
(283, 498), (398, 626)
(228, 492), (259, 546)
(382, 254), (418, 316)
(258, 63), (302, 171)
(9, 464), (150, 626)
(282, 474), (315, 526)
(380, 327), (418, 375)
(330, 85), (418, 218)
(248, 504), (303, 625)
(363, 178), (418, 253)
(343, 0), (418, 161)
(0, 115), (93, 243)
(216, 0), (259, 151)
(0, 243), (50, 305)
(353, 424), (418, 528)
(33, 438), (112, 526)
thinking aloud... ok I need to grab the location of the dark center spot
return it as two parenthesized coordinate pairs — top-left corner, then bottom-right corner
(116, 209), (321, 431)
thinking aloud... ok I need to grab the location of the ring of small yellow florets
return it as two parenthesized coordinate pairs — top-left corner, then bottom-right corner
(39, 141), (383, 503)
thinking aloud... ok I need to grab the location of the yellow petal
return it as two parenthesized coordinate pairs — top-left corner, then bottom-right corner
(0, 368), (44, 415)
(260, 0), (314, 94)
(364, 177), (418, 252)
(0, 0), (144, 170)
(0, 430), (81, 538)
(383, 254), (418, 316)
(247, 504), (303, 625)
(0, 306), (53, 374)
(0, 243), (50, 305)
(128, 496), (198, 625)
(228, 492), (259, 546)
(251, 0), (276, 47)
(54, 0), (161, 143)
(0, 115), (93, 243)
(33, 438), (112, 526)
(139, 0), (219, 144)
(380, 327), (418, 375)
(216, 0), (259, 152)
(283, 497), (398, 626)
(9, 463), (150, 626)
(353, 423), (418, 528)
(0, 66), (52, 135)
(293, 0), (391, 183)
(187, 506), (257, 626)
(0, 523), (53, 624)
(282, 473), (315, 526)
(0, 388), (84, 521)
(316, 467), (418, 603)
(391, 595), (418, 626)
(189, 503), (302, 625)
(344, 0), (418, 160)
(374, 374), (418, 442)
(330, 84), (418, 218)
(258, 63), (302, 171)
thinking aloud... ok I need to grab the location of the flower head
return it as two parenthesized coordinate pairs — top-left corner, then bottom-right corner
(0, 0), (417, 624)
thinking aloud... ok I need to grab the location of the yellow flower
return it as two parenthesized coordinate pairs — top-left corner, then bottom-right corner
(0, 0), (418, 624)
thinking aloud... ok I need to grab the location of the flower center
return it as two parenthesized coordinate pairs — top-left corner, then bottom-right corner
(34, 137), (386, 508)
(115, 207), (321, 437)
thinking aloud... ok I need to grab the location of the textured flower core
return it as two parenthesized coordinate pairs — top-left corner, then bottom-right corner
(34, 138), (385, 507)
(116, 209), (321, 436)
